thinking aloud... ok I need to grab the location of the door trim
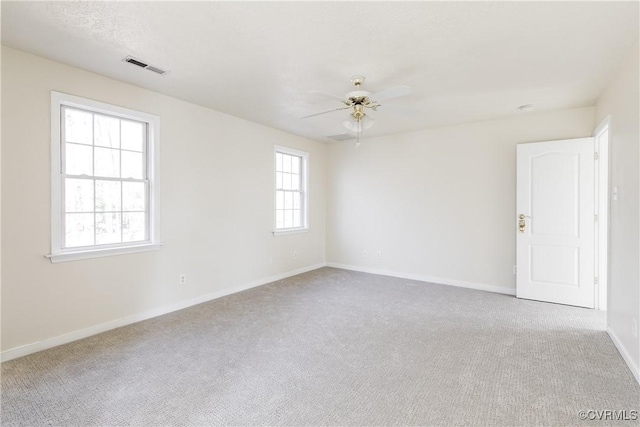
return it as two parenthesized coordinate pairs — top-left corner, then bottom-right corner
(593, 116), (610, 311)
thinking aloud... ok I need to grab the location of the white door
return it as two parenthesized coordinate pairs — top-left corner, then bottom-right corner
(516, 138), (595, 308)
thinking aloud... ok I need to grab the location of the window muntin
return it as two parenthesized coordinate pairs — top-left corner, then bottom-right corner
(50, 92), (160, 262)
(274, 146), (308, 232)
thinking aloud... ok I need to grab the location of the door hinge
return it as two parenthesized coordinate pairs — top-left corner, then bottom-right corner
(595, 152), (600, 160)
(595, 214), (599, 222)
(595, 276), (599, 285)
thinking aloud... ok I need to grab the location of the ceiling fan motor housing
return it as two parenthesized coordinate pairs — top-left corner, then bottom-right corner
(351, 104), (365, 120)
(347, 90), (370, 99)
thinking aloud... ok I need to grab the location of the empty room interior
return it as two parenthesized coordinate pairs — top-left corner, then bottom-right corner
(2, 1), (640, 426)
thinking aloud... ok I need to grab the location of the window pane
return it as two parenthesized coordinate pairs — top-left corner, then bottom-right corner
(276, 172), (282, 189)
(95, 180), (121, 212)
(291, 173), (300, 190)
(121, 151), (144, 179)
(276, 210), (284, 229)
(282, 154), (292, 172)
(65, 109), (92, 145)
(66, 213), (94, 247)
(95, 147), (120, 178)
(65, 179), (94, 213)
(284, 210), (293, 228)
(94, 115), (120, 148)
(284, 192), (293, 209)
(293, 192), (300, 209)
(293, 210), (301, 228)
(276, 153), (283, 172)
(292, 156), (300, 174)
(123, 182), (145, 211)
(66, 143), (93, 175)
(282, 173), (291, 190)
(121, 120), (144, 152)
(276, 191), (284, 210)
(96, 213), (121, 245)
(123, 212), (146, 242)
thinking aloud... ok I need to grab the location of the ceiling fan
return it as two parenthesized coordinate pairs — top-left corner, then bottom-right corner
(302, 75), (414, 145)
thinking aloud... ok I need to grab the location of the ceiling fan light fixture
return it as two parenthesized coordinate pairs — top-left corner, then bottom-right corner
(342, 120), (357, 133)
(342, 117), (374, 133)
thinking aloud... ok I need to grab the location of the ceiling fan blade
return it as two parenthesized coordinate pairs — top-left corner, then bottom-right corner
(308, 90), (346, 102)
(370, 85), (413, 102)
(379, 104), (420, 116)
(300, 106), (350, 119)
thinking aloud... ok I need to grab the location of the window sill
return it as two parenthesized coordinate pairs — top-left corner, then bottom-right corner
(273, 228), (309, 236)
(47, 243), (161, 263)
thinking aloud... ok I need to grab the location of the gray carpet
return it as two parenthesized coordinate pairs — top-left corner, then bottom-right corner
(2, 267), (639, 426)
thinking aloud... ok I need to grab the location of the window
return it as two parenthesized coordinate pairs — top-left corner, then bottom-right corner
(49, 92), (160, 262)
(274, 145), (308, 234)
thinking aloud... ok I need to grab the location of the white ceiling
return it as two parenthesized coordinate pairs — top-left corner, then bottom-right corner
(2, 1), (638, 143)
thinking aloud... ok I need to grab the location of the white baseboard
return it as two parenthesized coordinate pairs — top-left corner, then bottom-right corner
(326, 262), (516, 296)
(607, 327), (640, 384)
(1, 262), (326, 363)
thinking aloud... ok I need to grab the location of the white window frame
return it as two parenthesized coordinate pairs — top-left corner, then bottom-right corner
(49, 91), (161, 263)
(273, 145), (309, 235)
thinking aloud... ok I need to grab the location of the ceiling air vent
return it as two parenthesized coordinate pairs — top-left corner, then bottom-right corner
(145, 65), (168, 75)
(123, 56), (169, 76)
(327, 134), (355, 142)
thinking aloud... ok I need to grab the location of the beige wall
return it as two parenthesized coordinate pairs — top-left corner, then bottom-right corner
(1, 47), (327, 353)
(596, 40), (640, 378)
(326, 107), (595, 291)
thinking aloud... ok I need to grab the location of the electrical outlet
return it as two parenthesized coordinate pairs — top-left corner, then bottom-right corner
(633, 318), (638, 338)
(363, 250), (368, 257)
(376, 250), (382, 259)
(293, 251), (298, 259)
(179, 274), (187, 285)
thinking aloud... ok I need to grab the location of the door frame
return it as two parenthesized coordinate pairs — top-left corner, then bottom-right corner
(594, 116), (611, 311)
